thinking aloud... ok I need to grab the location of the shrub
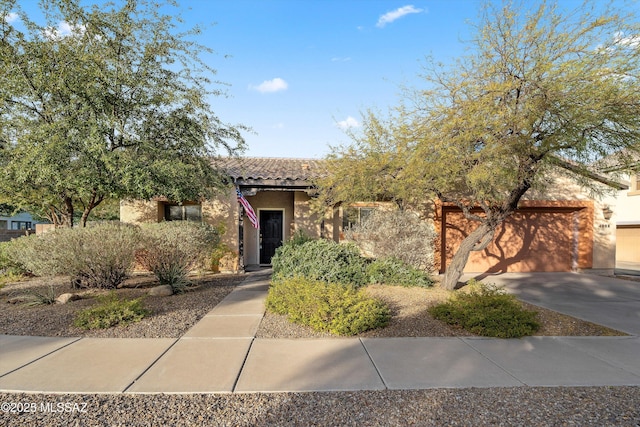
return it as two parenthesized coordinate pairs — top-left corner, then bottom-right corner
(74, 292), (149, 329)
(272, 239), (369, 286)
(138, 221), (220, 293)
(288, 230), (315, 247)
(6, 222), (141, 289)
(367, 257), (433, 288)
(266, 277), (390, 335)
(20, 285), (57, 306)
(0, 240), (28, 276)
(428, 281), (540, 338)
(344, 209), (437, 271)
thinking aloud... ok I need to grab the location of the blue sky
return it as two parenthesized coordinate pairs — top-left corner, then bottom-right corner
(197, 0), (482, 158)
(8, 0), (624, 159)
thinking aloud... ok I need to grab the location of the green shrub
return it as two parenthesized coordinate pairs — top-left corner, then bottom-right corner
(0, 240), (28, 277)
(6, 222), (141, 289)
(266, 276), (391, 335)
(428, 281), (540, 338)
(367, 257), (433, 287)
(74, 292), (149, 329)
(272, 239), (369, 286)
(21, 285), (57, 306)
(288, 230), (315, 247)
(138, 221), (220, 293)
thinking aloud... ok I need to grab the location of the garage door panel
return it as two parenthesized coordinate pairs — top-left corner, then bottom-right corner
(616, 226), (640, 263)
(444, 210), (575, 273)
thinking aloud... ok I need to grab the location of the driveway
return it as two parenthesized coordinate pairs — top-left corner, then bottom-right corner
(467, 272), (640, 336)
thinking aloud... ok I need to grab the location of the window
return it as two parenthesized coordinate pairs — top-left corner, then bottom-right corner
(342, 207), (375, 230)
(0, 220), (6, 230)
(10, 221), (32, 230)
(164, 204), (202, 222)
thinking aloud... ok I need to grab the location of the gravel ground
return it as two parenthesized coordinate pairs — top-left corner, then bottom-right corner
(0, 274), (244, 338)
(1, 388), (639, 426)
(256, 283), (625, 339)
(1, 275), (636, 426)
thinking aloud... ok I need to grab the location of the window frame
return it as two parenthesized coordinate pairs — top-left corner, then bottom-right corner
(163, 203), (202, 222)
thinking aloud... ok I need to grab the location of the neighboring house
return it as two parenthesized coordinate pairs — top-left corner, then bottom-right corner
(602, 169), (640, 271)
(120, 157), (620, 275)
(0, 212), (43, 242)
(0, 212), (37, 230)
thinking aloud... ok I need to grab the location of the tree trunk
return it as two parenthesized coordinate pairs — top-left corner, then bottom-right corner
(59, 196), (75, 228)
(80, 195), (104, 227)
(441, 222), (495, 290)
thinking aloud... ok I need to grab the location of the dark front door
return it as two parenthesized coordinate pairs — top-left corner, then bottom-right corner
(260, 210), (283, 264)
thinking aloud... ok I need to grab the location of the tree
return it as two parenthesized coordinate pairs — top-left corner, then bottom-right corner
(0, 0), (246, 227)
(317, 0), (640, 290)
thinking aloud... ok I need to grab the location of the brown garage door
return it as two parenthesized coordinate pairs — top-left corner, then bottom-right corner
(442, 208), (580, 273)
(616, 226), (640, 263)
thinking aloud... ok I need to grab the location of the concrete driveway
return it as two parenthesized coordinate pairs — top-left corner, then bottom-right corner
(468, 272), (640, 336)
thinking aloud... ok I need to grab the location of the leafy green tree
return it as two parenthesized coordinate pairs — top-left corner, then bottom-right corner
(318, 0), (640, 290)
(0, 0), (246, 227)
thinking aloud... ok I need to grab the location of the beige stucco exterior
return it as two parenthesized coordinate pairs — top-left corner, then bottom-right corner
(120, 186), (331, 271)
(120, 160), (619, 275)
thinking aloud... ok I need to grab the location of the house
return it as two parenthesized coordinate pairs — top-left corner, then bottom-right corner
(0, 212), (37, 231)
(121, 157), (336, 271)
(0, 212), (43, 242)
(602, 169), (640, 272)
(120, 157), (620, 275)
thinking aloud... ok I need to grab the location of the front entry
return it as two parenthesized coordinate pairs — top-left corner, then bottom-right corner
(259, 210), (284, 264)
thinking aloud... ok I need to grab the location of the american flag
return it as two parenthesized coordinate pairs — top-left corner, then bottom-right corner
(236, 188), (259, 229)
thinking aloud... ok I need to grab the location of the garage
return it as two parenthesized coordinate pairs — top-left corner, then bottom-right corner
(439, 203), (594, 274)
(616, 225), (640, 265)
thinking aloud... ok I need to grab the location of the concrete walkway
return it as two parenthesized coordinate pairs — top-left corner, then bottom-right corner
(1, 271), (639, 394)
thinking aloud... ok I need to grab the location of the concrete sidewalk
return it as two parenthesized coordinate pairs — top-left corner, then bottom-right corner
(1, 271), (639, 394)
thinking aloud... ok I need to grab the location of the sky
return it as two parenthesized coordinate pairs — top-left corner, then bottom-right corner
(197, 0), (482, 159)
(7, 0), (629, 159)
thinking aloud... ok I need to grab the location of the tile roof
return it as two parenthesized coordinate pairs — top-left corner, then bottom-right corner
(213, 157), (325, 183)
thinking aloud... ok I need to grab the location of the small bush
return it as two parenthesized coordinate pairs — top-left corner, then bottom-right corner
(0, 241), (28, 277)
(367, 257), (433, 288)
(272, 239), (369, 286)
(6, 222), (141, 289)
(428, 281), (540, 338)
(266, 277), (391, 335)
(74, 292), (149, 329)
(344, 209), (437, 271)
(288, 230), (315, 247)
(138, 222), (220, 293)
(21, 285), (57, 307)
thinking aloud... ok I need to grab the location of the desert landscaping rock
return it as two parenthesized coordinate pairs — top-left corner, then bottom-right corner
(0, 274), (243, 338)
(55, 293), (81, 304)
(0, 272), (638, 426)
(147, 284), (173, 297)
(0, 388), (638, 426)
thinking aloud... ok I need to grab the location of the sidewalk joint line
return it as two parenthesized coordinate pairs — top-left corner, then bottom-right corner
(0, 337), (83, 379)
(122, 338), (180, 393)
(459, 337), (527, 386)
(359, 338), (388, 390)
(231, 337), (255, 393)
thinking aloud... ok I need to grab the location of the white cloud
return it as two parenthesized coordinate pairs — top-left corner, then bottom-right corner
(336, 116), (360, 130)
(44, 21), (86, 40)
(250, 77), (289, 93)
(272, 122), (285, 129)
(4, 12), (18, 23)
(614, 31), (640, 48)
(331, 56), (351, 62)
(376, 5), (424, 28)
